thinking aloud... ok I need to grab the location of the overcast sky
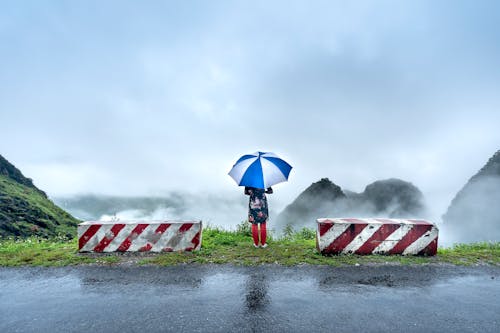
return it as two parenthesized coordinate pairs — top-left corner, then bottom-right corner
(1, 0), (499, 218)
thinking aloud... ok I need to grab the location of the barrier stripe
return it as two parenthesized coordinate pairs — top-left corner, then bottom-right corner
(324, 223), (367, 254)
(319, 221), (334, 237)
(342, 222), (382, 254)
(81, 225), (112, 252)
(128, 225), (156, 252)
(418, 239), (438, 256)
(165, 225), (198, 251)
(105, 224), (137, 252)
(187, 231), (201, 251)
(402, 226), (438, 255)
(93, 223), (126, 252)
(179, 223), (194, 232)
(140, 223), (171, 252)
(389, 225), (431, 255)
(373, 223), (414, 254)
(78, 224), (101, 250)
(317, 218), (438, 256)
(318, 223), (350, 251)
(355, 223), (401, 254)
(117, 224), (149, 252)
(150, 224), (179, 252)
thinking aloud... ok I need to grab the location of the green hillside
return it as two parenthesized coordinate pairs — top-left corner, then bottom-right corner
(0, 155), (79, 238)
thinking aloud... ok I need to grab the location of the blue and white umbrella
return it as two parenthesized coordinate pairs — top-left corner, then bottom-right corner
(228, 151), (292, 189)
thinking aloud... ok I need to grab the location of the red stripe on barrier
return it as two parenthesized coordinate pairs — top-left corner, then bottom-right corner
(190, 231), (201, 249)
(93, 224), (126, 252)
(117, 224), (149, 252)
(138, 224), (171, 252)
(179, 223), (193, 232)
(78, 224), (101, 250)
(418, 236), (438, 256)
(155, 223), (171, 234)
(319, 223), (333, 237)
(324, 223), (368, 254)
(389, 225), (432, 254)
(139, 243), (153, 252)
(355, 224), (401, 254)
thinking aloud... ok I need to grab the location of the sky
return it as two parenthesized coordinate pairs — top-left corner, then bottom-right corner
(1, 0), (499, 220)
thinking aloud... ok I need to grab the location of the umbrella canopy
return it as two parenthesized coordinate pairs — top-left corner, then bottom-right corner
(228, 151), (292, 189)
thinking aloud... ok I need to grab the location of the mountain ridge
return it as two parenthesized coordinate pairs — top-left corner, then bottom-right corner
(0, 154), (79, 237)
(275, 177), (426, 230)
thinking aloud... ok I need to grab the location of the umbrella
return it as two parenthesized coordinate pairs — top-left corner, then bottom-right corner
(228, 151), (292, 189)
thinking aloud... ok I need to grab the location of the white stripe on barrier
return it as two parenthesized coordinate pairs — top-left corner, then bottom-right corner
(402, 226), (439, 255)
(172, 226), (200, 251)
(106, 224), (136, 252)
(372, 223), (414, 254)
(127, 224), (154, 252)
(342, 222), (383, 254)
(318, 223), (350, 250)
(80, 224), (112, 252)
(151, 224), (182, 251)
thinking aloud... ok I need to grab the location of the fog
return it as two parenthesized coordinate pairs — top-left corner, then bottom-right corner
(441, 175), (500, 244)
(2, 1), (500, 244)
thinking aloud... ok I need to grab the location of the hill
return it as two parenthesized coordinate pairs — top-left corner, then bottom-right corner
(275, 178), (426, 230)
(443, 150), (500, 242)
(0, 154), (79, 238)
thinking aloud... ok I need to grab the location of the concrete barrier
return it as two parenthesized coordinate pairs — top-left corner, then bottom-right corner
(78, 220), (202, 253)
(316, 218), (438, 256)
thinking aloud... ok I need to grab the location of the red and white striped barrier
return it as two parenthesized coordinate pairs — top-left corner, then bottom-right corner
(78, 220), (202, 253)
(316, 218), (438, 256)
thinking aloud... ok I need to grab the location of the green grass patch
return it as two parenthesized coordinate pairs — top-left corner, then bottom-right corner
(1, 227), (499, 267)
(0, 174), (79, 238)
(0, 237), (97, 266)
(437, 242), (500, 265)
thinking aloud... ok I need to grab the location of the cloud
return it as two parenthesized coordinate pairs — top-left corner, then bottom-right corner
(0, 0), (499, 222)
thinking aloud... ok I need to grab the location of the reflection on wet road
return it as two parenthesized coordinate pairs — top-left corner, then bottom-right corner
(1, 265), (499, 332)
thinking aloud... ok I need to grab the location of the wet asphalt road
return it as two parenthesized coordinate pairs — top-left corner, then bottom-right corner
(1, 265), (499, 333)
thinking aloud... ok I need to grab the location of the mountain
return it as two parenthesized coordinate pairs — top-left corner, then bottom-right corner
(443, 150), (500, 242)
(0, 155), (79, 238)
(275, 177), (426, 230)
(362, 178), (425, 217)
(275, 178), (346, 229)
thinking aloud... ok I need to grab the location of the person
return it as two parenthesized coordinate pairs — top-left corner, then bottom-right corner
(244, 186), (273, 248)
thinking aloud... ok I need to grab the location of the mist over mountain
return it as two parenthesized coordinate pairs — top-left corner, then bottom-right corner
(275, 178), (426, 230)
(0, 154), (79, 237)
(43, 150), (500, 244)
(443, 150), (500, 242)
(54, 192), (248, 230)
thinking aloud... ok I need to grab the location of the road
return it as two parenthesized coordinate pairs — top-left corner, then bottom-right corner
(1, 264), (499, 332)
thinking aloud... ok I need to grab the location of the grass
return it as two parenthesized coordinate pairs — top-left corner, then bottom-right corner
(0, 226), (499, 267)
(0, 174), (79, 238)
